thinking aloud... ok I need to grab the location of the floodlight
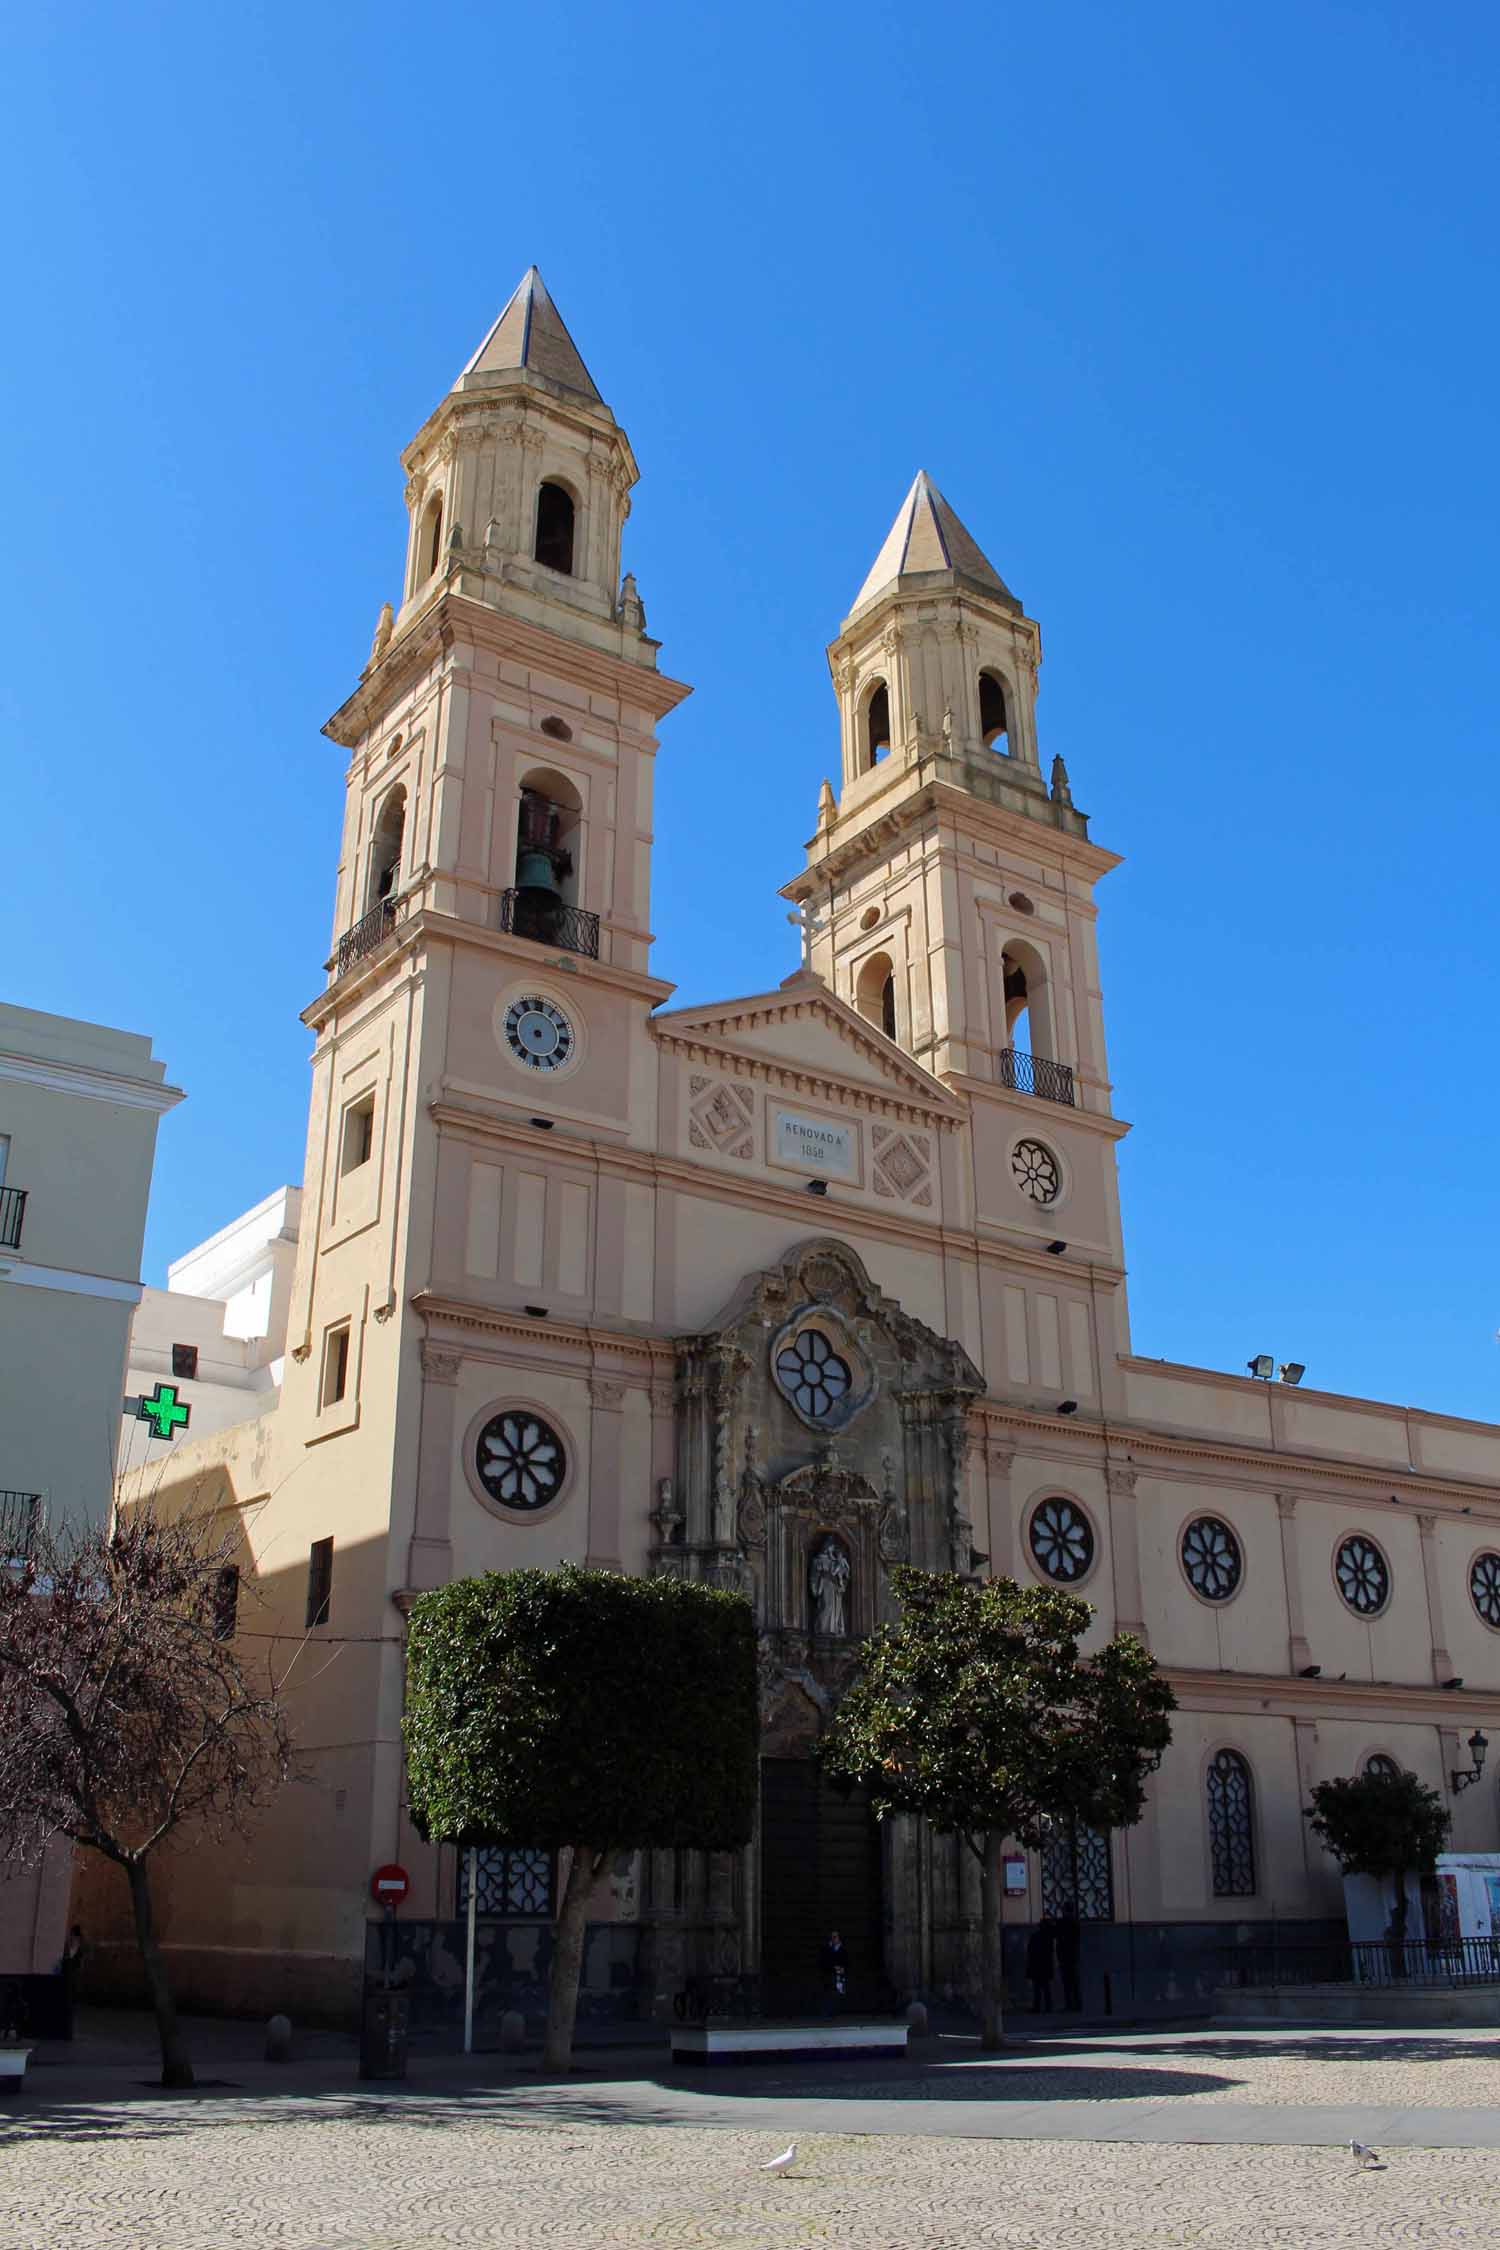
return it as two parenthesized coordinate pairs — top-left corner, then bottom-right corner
(1247, 1354), (1275, 1380)
(1279, 1363), (1305, 1386)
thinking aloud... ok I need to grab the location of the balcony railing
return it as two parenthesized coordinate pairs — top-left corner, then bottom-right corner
(999, 1048), (1076, 1107)
(0, 1186), (25, 1251)
(332, 894), (403, 981)
(498, 889), (600, 960)
(0, 1492), (40, 1569)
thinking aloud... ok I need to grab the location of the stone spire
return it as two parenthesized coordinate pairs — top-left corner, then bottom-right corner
(849, 471), (1019, 618)
(456, 266), (603, 404)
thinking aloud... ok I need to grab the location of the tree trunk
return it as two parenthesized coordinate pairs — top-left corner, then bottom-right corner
(1391, 1863), (1410, 1980)
(978, 1832), (1005, 2049)
(542, 1845), (605, 2072)
(125, 1857), (194, 2088)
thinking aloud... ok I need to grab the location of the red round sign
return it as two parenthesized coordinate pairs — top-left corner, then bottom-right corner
(370, 1862), (410, 1907)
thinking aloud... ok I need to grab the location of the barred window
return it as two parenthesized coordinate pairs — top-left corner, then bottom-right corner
(1207, 1749), (1256, 1897)
(1041, 1817), (1114, 1921)
(1364, 1753), (1400, 1781)
(456, 1847), (555, 1919)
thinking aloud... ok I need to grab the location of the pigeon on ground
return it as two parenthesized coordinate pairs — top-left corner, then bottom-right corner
(1350, 2140), (1383, 2168)
(760, 2143), (797, 2176)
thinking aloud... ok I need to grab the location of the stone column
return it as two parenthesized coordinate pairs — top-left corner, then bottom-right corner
(1106, 1465), (1147, 1642)
(982, 1437), (1016, 1579)
(586, 1378), (626, 1571)
(1417, 1513), (1455, 1684)
(407, 1343), (461, 1591)
(1276, 1494), (1313, 1675)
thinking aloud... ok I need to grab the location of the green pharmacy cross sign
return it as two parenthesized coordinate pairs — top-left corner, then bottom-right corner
(136, 1383), (191, 1441)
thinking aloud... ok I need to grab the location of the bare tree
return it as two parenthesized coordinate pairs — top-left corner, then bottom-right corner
(0, 1504), (295, 2086)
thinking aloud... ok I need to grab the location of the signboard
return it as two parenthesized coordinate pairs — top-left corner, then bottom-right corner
(1003, 1857), (1029, 1895)
(773, 1108), (856, 1180)
(370, 1863), (410, 1908)
(133, 1384), (191, 1440)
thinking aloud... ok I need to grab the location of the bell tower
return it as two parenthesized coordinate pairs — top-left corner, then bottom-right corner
(783, 473), (1131, 1289)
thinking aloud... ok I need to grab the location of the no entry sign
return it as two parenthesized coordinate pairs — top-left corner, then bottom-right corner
(370, 1863), (410, 1908)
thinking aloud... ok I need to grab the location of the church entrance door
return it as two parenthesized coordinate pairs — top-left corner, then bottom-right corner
(758, 1757), (884, 2015)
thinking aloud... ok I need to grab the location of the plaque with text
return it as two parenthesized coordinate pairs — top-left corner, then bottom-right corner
(773, 1108), (856, 1179)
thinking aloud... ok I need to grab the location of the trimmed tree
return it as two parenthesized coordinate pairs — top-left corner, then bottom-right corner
(0, 1505), (295, 2087)
(1305, 1768), (1451, 1970)
(403, 1564), (758, 2068)
(818, 1567), (1175, 2046)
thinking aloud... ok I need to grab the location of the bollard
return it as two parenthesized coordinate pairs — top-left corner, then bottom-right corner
(499, 2009), (526, 2052)
(905, 2000), (929, 2037)
(265, 2014), (293, 2063)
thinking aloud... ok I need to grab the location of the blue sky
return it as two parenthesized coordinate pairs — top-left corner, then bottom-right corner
(5, 4), (1498, 1418)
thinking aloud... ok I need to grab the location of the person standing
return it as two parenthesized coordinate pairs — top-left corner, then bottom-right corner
(821, 1928), (848, 2015)
(1024, 1916), (1056, 2014)
(1055, 1909), (1082, 2011)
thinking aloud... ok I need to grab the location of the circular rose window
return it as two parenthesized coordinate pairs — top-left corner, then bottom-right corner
(1181, 1516), (1243, 1602)
(1012, 1140), (1061, 1204)
(1471, 1552), (1500, 1630)
(474, 1412), (566, 1512)
(1028, 1497), (1095, 1582)
(774, 1329), (852, 1421)
(1335, 1534), (1390, 1617)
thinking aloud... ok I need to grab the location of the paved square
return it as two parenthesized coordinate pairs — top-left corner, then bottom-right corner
(6, 2026), (1500, 2246)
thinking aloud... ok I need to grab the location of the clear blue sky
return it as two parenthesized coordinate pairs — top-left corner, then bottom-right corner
(5, 4), (1498, 1419)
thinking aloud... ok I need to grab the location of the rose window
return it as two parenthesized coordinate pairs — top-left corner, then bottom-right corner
(1028, 1497), (1095, 1582)
(475, 1412), (566, 1512)
(1471, 1552), (1500, 1630)
(1011, 1139), (1061, 1204)
(1181, 1516), (1243, 1602)
(774, 1329), (852, 1422)
(1335, 1534), (1390, 1617)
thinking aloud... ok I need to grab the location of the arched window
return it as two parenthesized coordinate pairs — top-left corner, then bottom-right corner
(1207, 1750), (1255, 1897)
(855, 951), (897, 1040)
(865, 680), (891, 768)
(534, 482), (576, 575)
(1364, 1753), (1401, 1781)
(979, 670), (1008, 751)
(422, 496), (444, 581)
(1001, 946), (1032, 1055)
(367, 786), (406, 910)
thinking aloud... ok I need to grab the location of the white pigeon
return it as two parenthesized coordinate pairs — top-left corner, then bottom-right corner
(760, 2142), (798, 2177)
(1350, 2140), (1383, 2169)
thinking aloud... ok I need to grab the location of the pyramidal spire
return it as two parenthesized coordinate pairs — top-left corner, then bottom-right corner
(850, 471), (1018, 614)
(457, 267), (603, 404)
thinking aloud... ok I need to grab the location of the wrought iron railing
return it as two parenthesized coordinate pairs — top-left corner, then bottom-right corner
(0, 1186), (25, 1251)
(332, 895), (403, 981)
(0, 1492), (41, 1568)
(1219, 1938), (1500, 1991)
(998, 1048), (1076, 1107)
(498, 889), (600, 960)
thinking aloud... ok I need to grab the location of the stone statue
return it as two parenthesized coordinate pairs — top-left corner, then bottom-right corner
(810, 1535), (851, 1638)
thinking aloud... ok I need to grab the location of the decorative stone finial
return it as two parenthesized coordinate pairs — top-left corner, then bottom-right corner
(1050, 754), (1073, 806)
(817, 779), (837, 829)
(619, 571), (647, 632)
(366, 602), (394, 672)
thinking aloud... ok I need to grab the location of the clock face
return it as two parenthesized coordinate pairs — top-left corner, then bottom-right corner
(503, 995), (574, 1071)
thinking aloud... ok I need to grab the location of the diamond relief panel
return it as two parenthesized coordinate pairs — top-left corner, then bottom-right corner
(872, 1124), (933, 1205)
(688, 1074), (755, 1161)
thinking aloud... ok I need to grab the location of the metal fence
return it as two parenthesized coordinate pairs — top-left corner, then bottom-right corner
(498, 889), (601, 960)
(332, 895), (402, 980)
(998, 1049), (1076, 1107)
(0, 1185), (26, 1251)
(1220, 1937), (1500, 1991)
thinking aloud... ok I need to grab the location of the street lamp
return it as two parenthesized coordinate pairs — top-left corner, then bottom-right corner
(1452, 1729), (1489, 1793)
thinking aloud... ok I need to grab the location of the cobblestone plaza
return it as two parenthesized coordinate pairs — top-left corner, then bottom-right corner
(6, 2026), (1500, 2247)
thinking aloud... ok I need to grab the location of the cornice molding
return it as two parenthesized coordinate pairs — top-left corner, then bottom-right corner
(653, 982), (964, 1124)
(0, 1049), (184, 1116)
(1162, 1664), (1500, 1720)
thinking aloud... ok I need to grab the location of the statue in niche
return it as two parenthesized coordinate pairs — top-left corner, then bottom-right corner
(810, 1535), (851, 1639)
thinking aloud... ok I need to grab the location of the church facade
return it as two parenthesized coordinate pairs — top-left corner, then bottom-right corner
(96, 270), (1500, 2024)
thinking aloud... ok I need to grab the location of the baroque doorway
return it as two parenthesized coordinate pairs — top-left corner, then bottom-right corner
(758, 1758), (884, 2014)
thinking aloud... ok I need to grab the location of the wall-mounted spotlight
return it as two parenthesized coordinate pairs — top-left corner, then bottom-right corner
(1280, 1363), (1306, 1386)
(1442, 1676), (1465, 1691)
(529, 1117), (554, 1131)
(1247, 1354), (1275, 1380)
(523, 1305), (550, 1320)
(1056, 1400), (1079, 1417)
(1299, 1664), (1322, 1679)
(969, 1548), (990, 1573)
(806, 1179), (829, 1197)
(1045, 1240), (1067, 1256)
(1453, 1728), (1489, 1793)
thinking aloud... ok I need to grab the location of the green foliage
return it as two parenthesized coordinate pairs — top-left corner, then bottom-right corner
(1305, 1768), (1451, 1879)
(403, 1564), (758, 1851)
(818, 1567), (1175, 1849)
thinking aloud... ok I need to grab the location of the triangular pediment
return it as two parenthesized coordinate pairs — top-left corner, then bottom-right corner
(652, 972), (965, 1120)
